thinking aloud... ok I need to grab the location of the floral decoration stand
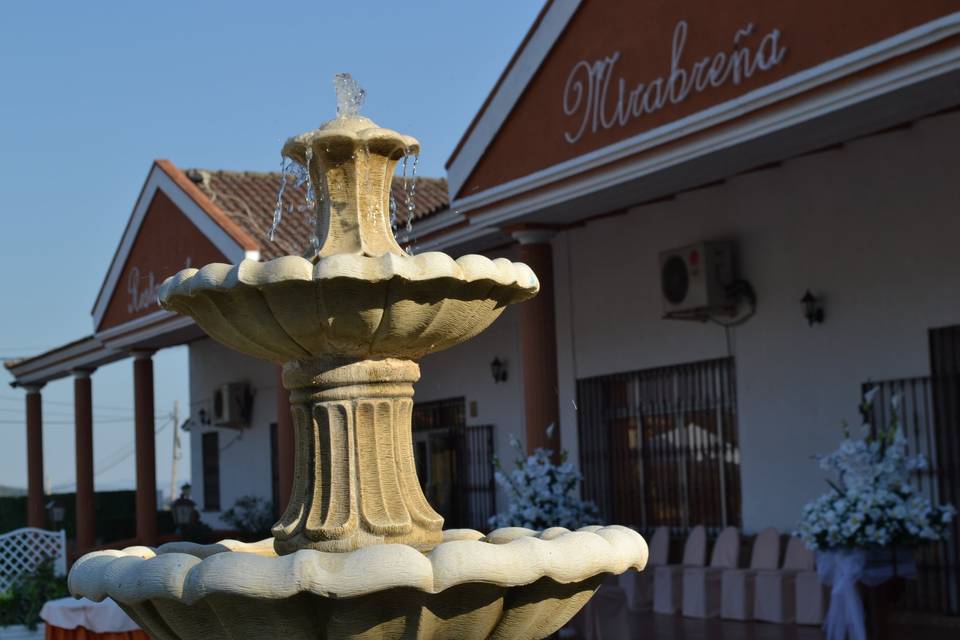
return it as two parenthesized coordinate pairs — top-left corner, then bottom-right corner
(817, 547), (916, 640)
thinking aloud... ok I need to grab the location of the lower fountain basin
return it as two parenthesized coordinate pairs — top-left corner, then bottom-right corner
(68, 526), (647, 640)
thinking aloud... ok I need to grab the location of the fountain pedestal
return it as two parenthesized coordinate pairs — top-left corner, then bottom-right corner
(274, 358), (443, 553)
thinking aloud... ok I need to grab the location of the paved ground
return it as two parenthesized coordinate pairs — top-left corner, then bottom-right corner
(565, 610), (825, 639)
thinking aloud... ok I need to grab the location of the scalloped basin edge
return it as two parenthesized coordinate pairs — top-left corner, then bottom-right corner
(69, 525), (647, 640)
(158, 253), (540, 363)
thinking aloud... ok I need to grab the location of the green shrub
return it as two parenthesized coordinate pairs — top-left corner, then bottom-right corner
(220, 496), (274, 540)
(0, 561), (68, 630)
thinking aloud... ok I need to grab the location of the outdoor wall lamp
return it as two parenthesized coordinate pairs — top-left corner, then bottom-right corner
(490, 357), (508, 383)
(171, 483), (198, 530)
(801, 290), (825, 326)
(46, 499), (65, 531)
(197, 408), (211, 426)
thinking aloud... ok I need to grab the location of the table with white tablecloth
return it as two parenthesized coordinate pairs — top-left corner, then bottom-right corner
(39, 597), (148, 640)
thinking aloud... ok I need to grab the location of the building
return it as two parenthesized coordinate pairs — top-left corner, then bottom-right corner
(6, 0), (960, 616)
(419, 0), (960, 614)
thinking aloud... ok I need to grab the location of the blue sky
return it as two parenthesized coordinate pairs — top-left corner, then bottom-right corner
(0, 1), (543, 496)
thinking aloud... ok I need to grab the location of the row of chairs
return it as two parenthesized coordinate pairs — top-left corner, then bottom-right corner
(639, 525), (827, 623)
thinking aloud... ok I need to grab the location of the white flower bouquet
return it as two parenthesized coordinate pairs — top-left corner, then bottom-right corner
(796, 389), (955, 550)
(489, 430), (600, 531)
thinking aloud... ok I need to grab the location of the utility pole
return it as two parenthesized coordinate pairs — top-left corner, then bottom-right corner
(169, 400), (181, 507)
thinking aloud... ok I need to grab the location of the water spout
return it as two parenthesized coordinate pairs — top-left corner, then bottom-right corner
(334, 72), (366, 118)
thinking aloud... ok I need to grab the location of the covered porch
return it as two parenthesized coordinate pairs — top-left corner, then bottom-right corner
(3, 160), (297, 554)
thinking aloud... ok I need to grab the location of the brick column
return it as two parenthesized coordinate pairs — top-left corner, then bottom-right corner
(513, 229), (561, 455)
(24, 384), (45, 528)
(276, 365), (294, 512)
(132, 350), (157, 546)
(73, 369), (96, 551)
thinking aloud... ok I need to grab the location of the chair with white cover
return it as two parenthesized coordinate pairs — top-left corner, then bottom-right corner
(795, 564), (829, 625)
(620, 526), (669, 611)
(753, 536), (815, 623)
(653, 525), (707, 614)
(681, 526), (740, 618)
(567, 527), (664, 638)
(720, 527), (780, 620)
(571, 574), (632, 640)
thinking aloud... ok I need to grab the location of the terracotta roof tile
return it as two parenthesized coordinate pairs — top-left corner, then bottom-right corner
(182, 167), (449, 261)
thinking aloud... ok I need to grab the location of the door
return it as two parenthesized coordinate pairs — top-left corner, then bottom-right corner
(413, 427), (456, 521)
(929, 325), (960, 614)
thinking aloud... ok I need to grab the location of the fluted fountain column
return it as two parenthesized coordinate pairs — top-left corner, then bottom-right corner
(272, 358), (443, 553)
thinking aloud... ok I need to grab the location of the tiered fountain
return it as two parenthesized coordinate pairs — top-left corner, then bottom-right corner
(68, 76), (648, 639)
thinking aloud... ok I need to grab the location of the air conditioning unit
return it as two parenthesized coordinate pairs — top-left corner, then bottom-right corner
(212, 382), (251, 428)
(659, 241), (736, 316)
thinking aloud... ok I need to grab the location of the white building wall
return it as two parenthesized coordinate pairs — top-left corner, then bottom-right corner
(552, 110), (960, 533)
(183, 111), (960, 536)
(188, 338), (277, 529)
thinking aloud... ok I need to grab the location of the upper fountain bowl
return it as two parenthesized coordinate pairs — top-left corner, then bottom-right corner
(158, 252), (538, 364)
(158, 110), (539, 365)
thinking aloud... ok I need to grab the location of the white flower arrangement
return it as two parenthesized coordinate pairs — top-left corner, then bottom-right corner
(796, 389), (955, 550)
(489, 428), (600, 531)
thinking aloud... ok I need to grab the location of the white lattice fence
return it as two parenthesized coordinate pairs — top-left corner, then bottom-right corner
(0, 528), (67, 591)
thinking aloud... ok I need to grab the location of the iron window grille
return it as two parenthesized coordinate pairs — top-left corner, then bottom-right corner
(577, 357), (741, 536)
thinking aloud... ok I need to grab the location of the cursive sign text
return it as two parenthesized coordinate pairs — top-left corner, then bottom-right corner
(127, 258), (191, 315)
(562, 20), (787, 144)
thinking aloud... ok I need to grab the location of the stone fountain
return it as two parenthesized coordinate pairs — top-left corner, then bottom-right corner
(68, 76), (648, 639)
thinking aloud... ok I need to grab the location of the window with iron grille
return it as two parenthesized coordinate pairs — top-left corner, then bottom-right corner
(202, 431), (220, 511)
(412, 397), (466, 432)
(862, 325), (960, 616)
(928, 324), (960, 615)
(862, 375), (958, 615)
(577, 357), (741, 533)
(411, 397), (496, 530)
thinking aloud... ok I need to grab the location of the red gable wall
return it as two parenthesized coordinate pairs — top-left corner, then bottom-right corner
(457, 0), (960, 198)
(97, 189), (228, 332)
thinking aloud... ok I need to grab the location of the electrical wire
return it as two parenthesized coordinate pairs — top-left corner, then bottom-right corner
(0, 406), (167, 421)
(706, 279), (758, 330)
(0, 417), (168, 426)
(219, 431), (244, 453)
(48, 418), (174, 491)
(0, 395), (141, 412)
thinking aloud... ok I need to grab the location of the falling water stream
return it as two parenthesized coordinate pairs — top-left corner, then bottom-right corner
(268, 73), (418, 253)
(397, 150), (420, 254)
(268, 157), (289, 241)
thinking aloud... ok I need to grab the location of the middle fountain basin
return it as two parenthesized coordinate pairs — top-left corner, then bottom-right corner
(158, 252), (539, 364)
